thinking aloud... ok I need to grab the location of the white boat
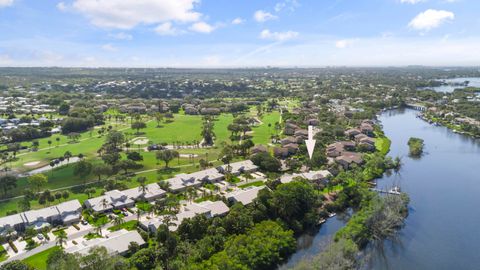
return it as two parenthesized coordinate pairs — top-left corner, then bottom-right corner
(388, 186), (401, 195)
(328, 213), (336, 218)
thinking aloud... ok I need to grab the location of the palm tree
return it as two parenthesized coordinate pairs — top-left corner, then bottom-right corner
(113, 216), (124, 227)
(137, 177), (148, 196)
(136, 209), (143, 221)
(63, 151), (72, 165)
(100, 198), (109, 211)
(56, 230), (68, 248)
(93, 222), (103, 236)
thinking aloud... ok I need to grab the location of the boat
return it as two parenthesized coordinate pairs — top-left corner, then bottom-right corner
(317, 218), (326, 225)
(388, 186), (401, 195)
(328, 213), (336, 218)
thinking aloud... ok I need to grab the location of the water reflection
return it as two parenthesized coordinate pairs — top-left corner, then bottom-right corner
(287, 108), (480, 270)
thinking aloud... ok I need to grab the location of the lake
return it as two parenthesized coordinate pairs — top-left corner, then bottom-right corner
(286, 108), (480, 269)
(419, 77), (480, 92)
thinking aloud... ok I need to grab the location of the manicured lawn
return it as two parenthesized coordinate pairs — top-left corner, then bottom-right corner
(123, 114), (203, 144)
(375, 135), (392, 156)
(238, 181), (265, 189)
(108, 220), (138, 232)
(251, 111), (281, 145)
(23, 246), (60, 270)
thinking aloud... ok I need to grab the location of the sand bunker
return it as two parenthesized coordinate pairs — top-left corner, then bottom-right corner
(24, 161), (41, 167)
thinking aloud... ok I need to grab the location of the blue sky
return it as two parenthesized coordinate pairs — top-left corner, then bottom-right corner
(0, 0), (479, 67)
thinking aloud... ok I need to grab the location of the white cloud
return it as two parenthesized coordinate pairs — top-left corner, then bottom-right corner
(56, 2), (67, 11)
(274, 0), (299, 12)
(108, 32), (133, 40)
(0, 0), (14, 8)
(72, 0), (201, 29)
(189, 21), (215, 33)
(232, 17), (244, 25)
(400, 0), (425, 4)
(408, 9), (454, 31)
(155, 22), (180, 35)
(101, 43), (118, 52)
(260, 29), (298, 41)
(335, 39), (357, 49)
(254, 10), (278, 22)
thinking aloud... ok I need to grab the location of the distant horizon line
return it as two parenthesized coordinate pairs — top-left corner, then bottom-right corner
(0, 65), (479, 69)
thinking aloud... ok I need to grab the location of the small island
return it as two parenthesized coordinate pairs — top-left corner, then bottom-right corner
(408, 137), (425, 157)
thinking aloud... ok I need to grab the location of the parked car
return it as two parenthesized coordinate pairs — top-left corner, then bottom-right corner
(81, 220), (88, 225)
(37, 234), (44, 240)
(147, 144), (161, 151)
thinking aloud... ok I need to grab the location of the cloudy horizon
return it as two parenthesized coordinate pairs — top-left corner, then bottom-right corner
(0, 0), (479, 68)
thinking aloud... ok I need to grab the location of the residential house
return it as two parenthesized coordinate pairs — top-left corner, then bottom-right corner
(225, 186), (265, 205)
(251, 144), (268, 155)
(217, 160), (258, 175)
(122, 183), (167, 202)
(344, 128), (361, 138)
(0, 199), (82, 234)
(335, 152), (364, 169)
(140, 200), (229, 232)
(360, 122), (374, 136)
(65, 230), (145, 256)
(280, 170), (332, 185)
(326, 141), (356, 157)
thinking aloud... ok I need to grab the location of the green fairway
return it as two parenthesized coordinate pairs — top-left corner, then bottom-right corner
(123, 114), (203, 144)
(250, 111), (281, 145)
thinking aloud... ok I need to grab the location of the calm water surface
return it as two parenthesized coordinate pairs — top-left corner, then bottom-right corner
(286, 108), (480, 269)
(419, 77), (480, 92)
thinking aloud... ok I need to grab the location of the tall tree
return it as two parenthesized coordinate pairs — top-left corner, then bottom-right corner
(0, 175), (17, 197)
(28, 173), (48, 193)
(74, 160), (93, 185)
(156, 149), (179, 168)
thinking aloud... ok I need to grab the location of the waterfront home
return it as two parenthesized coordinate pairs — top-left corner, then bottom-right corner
(344, 128), (361, 138)
(326, 141), (356, 157)
(335, 152), (364, 169)
(225, 186), (265, 205)
(360, 122), (374, 136)
(357, 136), (376, 151)
(280, 170), (332, 185)
(65, 230), (145, 256)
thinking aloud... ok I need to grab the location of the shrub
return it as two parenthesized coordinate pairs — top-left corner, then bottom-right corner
(8, 240), (18, 253)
